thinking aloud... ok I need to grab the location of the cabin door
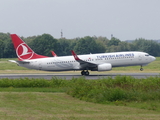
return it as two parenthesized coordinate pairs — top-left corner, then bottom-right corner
(138, 54), (143, 61)
(38, 62), (42, 70)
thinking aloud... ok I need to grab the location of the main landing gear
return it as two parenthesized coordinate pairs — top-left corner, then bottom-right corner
(81, 70), (89, 76)
(140, 65), (143, 71)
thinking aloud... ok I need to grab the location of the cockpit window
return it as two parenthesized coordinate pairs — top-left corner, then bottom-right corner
(145, 54), (149, 56)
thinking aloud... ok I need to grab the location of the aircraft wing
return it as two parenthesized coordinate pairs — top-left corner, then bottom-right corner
(71, 50), (97, 69)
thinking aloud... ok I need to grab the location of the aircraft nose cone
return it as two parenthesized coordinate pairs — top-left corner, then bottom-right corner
(151, 56), (156, 61)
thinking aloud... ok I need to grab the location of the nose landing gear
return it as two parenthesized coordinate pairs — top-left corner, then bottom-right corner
(81, 70), (89, 76)
(140, 66), (143, 71)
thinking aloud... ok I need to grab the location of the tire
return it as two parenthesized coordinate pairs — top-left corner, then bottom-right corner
(85, 71), (89, 76)
(140, 68), (143, 71)
(81, 71), (85, 75)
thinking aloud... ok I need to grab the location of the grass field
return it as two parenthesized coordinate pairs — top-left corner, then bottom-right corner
(0, 58), (159, 120)
(0, 92), (159, 120)
(0, 77), (158, 119)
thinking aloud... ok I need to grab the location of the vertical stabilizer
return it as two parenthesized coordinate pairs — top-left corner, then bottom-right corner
(10, 34), (48, 61)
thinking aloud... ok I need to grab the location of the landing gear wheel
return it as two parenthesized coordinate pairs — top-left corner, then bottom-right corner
(85, 71), (89, 76)
(81, 70), (90, 76)
(140, 68), (143, 71)
(81, 70), (85, 75)
(140, 65), (143, 71)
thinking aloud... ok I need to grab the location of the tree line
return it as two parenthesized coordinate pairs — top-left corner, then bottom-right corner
(0, 32), (160, 58)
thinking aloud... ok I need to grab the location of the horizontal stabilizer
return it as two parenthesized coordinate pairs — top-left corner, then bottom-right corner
(9, 60), (30, 64)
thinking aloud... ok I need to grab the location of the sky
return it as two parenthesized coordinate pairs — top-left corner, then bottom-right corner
(0, 0), (160, 40)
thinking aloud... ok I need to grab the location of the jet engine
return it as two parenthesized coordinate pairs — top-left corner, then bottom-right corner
(98, 63), (112, 71)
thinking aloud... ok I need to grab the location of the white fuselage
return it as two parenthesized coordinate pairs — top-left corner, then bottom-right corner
(18, 51), (155, 71)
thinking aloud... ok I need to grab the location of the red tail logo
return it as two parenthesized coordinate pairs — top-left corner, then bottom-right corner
(10, 34), (48, 61)
(16, 43), (34, 60)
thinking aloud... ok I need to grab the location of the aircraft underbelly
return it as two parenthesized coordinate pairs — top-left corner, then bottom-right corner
(41, 62), (77, 71)
(111, 59), (138, 67)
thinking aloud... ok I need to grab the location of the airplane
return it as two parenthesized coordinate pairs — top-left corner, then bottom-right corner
(9, 34), (156, 75)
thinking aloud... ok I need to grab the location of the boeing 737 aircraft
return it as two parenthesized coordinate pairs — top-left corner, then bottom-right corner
(9, 34), (156, 75)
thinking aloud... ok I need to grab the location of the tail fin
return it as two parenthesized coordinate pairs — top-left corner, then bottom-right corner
(10, 34), (48, 61)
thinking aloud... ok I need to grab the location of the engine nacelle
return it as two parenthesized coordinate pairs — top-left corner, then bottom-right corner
(98, 63), (112, 71)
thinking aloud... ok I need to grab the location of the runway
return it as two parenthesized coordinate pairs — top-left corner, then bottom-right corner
(0, 73), (159, 80)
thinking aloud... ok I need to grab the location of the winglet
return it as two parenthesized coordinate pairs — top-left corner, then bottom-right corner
(51, 51), (58, 57)
(71, 50), (80, 60)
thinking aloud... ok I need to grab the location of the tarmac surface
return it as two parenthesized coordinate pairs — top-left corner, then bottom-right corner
(0, 73), (159, 79)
